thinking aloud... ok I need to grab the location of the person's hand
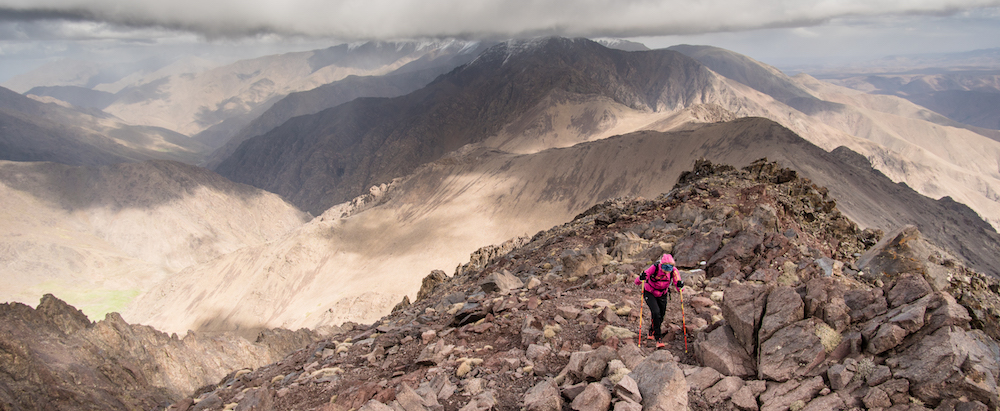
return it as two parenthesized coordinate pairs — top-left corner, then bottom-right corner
(676, 280), (684, 290)
(639, 273), (647, 281)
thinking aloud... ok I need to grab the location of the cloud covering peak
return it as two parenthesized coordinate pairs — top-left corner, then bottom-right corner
(2, 0), (999, 40)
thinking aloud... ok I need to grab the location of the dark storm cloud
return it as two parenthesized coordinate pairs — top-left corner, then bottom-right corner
(2, 0), (999, 41)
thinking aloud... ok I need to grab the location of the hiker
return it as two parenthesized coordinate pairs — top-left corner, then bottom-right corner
(635, 253), (684, 348)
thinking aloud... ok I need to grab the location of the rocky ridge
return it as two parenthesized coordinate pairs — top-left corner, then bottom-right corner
(0, 294), (322, 410)
(153, 159), (1000, 411)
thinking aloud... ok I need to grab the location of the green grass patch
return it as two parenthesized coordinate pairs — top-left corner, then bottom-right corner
(27, 282), (140, 321)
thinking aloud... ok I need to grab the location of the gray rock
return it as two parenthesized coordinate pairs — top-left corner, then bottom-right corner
(704, 376), (744, 404)
(887, 273), (933, 308)
(523, 379), (562, 411)
(758, 318), (826, 382)
(730, 385), (759, 411)
(722, 283), (768, 355)
(613, 375), (641, 404)
(759, 376), (826, 411)
(889, 303), (926, 334)
(416, 270), (448, 302)
(694, 324), (755, 377)
(234, 388), (273, 411)
(630, 351), (688, 411)
(570, 383), (611, 411)
(759, 286), (805, 344)
(686, 366), (723, 391)
(926, 292), (972, 331)
(562, 382), (588, 401)
(579, 346), (620, 382)
(396, 382), (430, 411)
(561, 248), (605, 278)
(480, 270), (523, 294)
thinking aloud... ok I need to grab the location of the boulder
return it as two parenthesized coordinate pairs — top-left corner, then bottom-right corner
(804, 277), (851, 332)
(191, 394), (222, 411)
(686, 366), (723, 391)
(721, 283), (768, 355)
(523, 379), (562, 411)
(561, 248), (605, 278)
(758, 318), (826, 381)
(459, 390), (496, 411)
(827, 364), (853, 391)
(617, 341), (645, 370)
(630, 351), (688, 411)
(672, 230), (723, 268)
(889, 326), (999, 408)
(396, 383), (430, 411)
(695, 324), (755, 377)
(577, 346), (620, 382)
(612, 401), (642, 411)
(759, 286), (804, 343)
(707, 227), (764, 267)
(613, 375), (641, 404)
(843, 288), (888, 323)
(704, 376), (744, 404)
(416, 270), (449, 302)
(887, 273), (933, 308)
(526, 344), (551, 361)
(862, 387), (892, 409)
(801, 393), (845, 411)
(759, 376), (826, 411)
(730, 385), (759, 411)
(358, 400), (395, 411)
(570, 383), (611, 411)
(479, 270), (523, 294)
(866, 323), (908, 355)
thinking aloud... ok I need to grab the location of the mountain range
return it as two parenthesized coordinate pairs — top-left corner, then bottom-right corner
(2, 37), (999, 335)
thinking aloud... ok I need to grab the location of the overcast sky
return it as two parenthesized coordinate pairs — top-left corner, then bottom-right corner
(2, 0), (1000, 83)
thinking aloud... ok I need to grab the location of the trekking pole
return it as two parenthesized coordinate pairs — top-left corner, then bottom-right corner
(679, 287), (689, 353)
(638, 279), (645, 344)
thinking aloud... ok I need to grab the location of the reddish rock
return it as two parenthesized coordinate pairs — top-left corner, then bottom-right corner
(887, 273), (933, 308)
(523, 379), (562, 411)
(630, 351), (688, 411)
(704, 376), (744, 404)
(686, 366), (723, 391)
(721, 283), (768, 355)
(759, 376), (826, 411)
(758, 318), (826, 382)
(759, 286), (804, 344)
(694, 324), (755, 377)
(570, 383), (611, 411)
(730, 385), (759, 411)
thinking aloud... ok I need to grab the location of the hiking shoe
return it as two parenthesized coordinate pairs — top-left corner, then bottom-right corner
(647, 335), (655, 341)
(656, 342), (666, 349)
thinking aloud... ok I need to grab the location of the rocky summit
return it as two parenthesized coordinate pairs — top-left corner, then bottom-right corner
(4, 158), (999, 411)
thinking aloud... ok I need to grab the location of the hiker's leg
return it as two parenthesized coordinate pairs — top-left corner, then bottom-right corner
(648, 294), (668, 340)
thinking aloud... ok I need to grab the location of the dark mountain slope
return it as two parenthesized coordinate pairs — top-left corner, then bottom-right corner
(214, 38), (720, 214)
(0, 86), (209, 166)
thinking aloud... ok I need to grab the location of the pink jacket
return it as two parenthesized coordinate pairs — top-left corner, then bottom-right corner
(635, 254), (682, 297)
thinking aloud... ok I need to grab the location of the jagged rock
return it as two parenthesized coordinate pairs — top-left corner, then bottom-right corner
(630, 351), (688, 411)
(686, 366), (723, 391)
(759, 376), (826, 411)
(730, 385), (758, 411)
(877, 378), (910, 404)
(862, 387), (892, 409)
(827, 364), (853, 391)
(927, 292), (972, 331)
(459, 390), (496, 411)
(888, 326), (999, 408)
(36, 294), (91, 335)
(479, 270), (523, 294)
(759, 286), (804, 344)
(526, 344), (551, 361)
(561, 247), (605, 277)
(856, 225), (959, 292)
(570, 383), (612, 411)
(867, 323), (908, 355)
(804, 277), (852, 332)
(843, 288), (888, 323)
(234, 387), (273, 411)
(695, 324), (755, 377)
(617, 341), (645, 370)
(392, 295), (412, 313)
(708, 227), (764, 267)
(562, 382), (588, 401)
(887, 273), (934, 308)
(614, 375), (642, 404)
(721, 283), (768, 355)
(523, 379), (562, 411)
(558, 306), (581, 320)
(672, 230), (723, 268)
(577, 346), (620, 382)
(866, 365), (892, 386)
(758, 318), (826, 381)
(704, 376), (744, 404)
(417, 270), (449, 302)
(800, 393), (845, 411)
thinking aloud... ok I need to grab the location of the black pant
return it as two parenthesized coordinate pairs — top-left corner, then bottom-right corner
(644, 290), (669, 340)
